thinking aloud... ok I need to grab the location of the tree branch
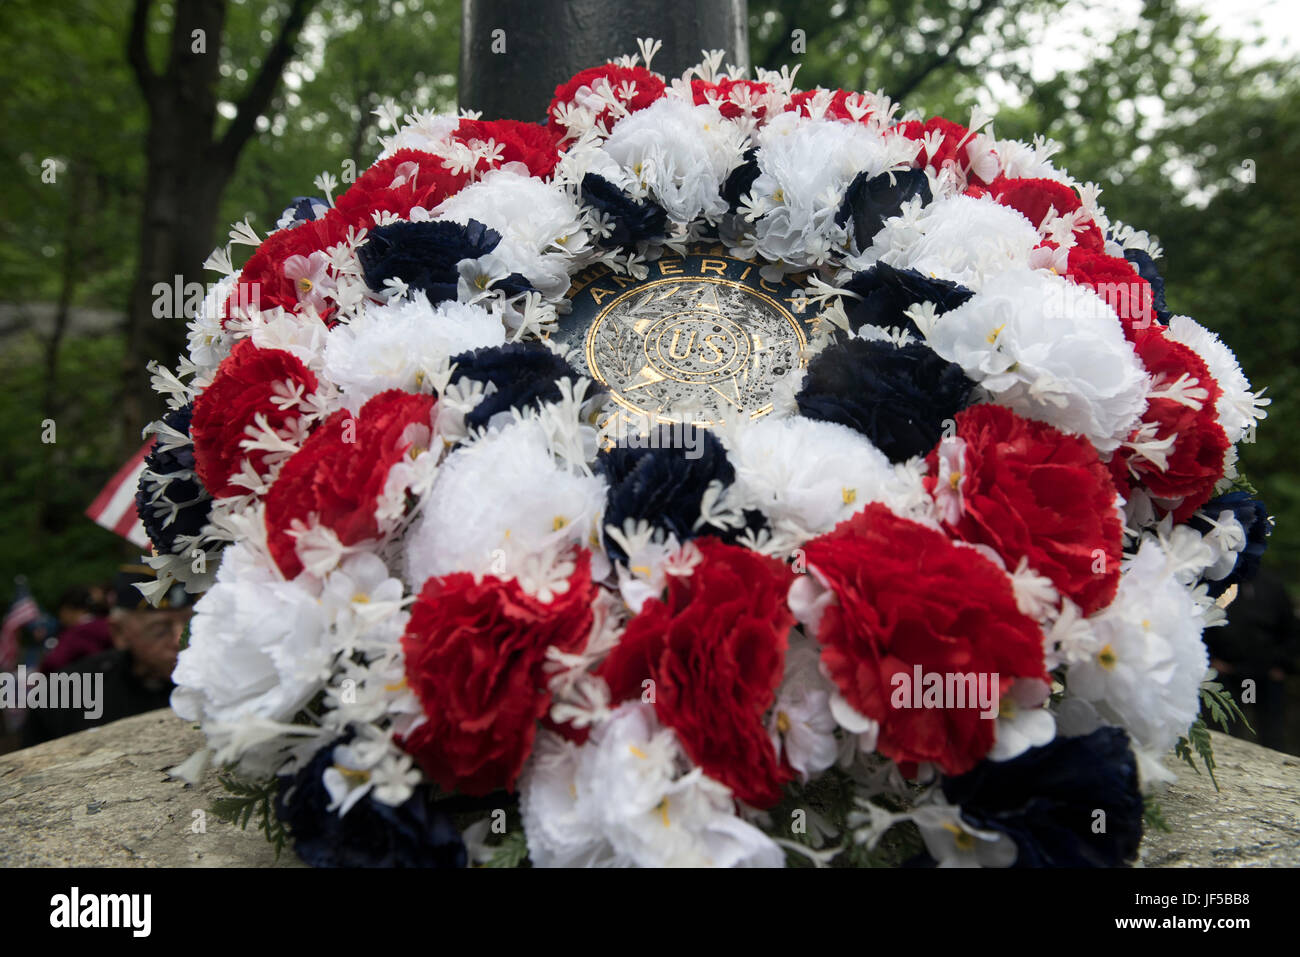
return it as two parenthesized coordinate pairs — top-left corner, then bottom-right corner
(216, 0), (317, 162)
(127, 0), (157, 103)
(888, 0), (1002, 103)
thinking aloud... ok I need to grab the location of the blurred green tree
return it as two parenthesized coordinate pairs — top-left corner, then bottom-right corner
(119, 0), (318, 452)
(0, 0), (458, 610)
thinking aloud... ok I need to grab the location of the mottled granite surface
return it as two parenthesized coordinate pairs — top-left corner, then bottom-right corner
(0, 708), (1295, 867)
(0, 709), (297, 867)
(1138, 730), (1300, 867)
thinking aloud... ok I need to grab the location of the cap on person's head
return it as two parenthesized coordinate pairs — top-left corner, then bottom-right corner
(113, 565), (198, 611)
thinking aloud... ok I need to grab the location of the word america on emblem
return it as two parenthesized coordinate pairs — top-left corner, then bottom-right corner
(560, 250), (817, 425)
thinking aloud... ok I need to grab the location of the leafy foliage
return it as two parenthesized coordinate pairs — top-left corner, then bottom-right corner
(211, 772), (291, 859)
(1143, 795), (1172, 833)
(481, 829), (530, 868)
(770, 766), (927, 867)
(1169, 668), (1258, 793)
(1174, 719), (1219, 791)
(1175, 669), (1254, 791)
(1201, 670), (1255, 736)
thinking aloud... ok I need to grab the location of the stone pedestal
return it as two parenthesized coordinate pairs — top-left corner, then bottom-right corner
(0, 708), (1295, 867)
(0, 710), (298, 867)
(1137, 732), (1300, 867)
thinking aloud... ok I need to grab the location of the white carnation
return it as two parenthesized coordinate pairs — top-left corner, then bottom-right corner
(171, 541), (336, 727)
(926, 268), (1148, 451)
(403, 418), (607, 590)
(602, 98), (745, 224)
(991, 136), (1067, 182)
(435, 168), (587, 298)
(746, 112), (913, 269)
(248, 303), (331, 372)
(323, 294), (505, 413)
(1066, 539), (1208, 762)
(720, 415), (933, 538)
(860, 194), (1042, 290)
(520, 703), (784, 868)
(1164, 314), (1268, 443)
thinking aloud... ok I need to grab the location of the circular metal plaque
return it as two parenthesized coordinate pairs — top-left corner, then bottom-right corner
(553, 246), (813, 427)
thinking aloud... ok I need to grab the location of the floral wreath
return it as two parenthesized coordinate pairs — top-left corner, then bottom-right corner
(136, 39), (1272, 868)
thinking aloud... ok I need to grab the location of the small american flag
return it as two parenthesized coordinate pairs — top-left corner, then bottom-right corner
(0, 578), (41, 671)
(85, 440), (152, 549)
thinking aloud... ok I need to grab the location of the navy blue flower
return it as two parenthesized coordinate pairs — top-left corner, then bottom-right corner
(838, 262), (973, 339)
(135, 404), (212, 556)
(940, 726), (1145, 868)
(480, 271), (536, 298)
(1122, 248), (1171, 325)
(357, 218), (508, 303)
(836, 168), (932, 251)
(448, 343), (596, 431)
(278, 196), (329, 228)
(274, 737), (467, 868)
(581, 174), (668, 247)
(596, 428), (757, 562)
(721, 147), (761, 213)
(1190, 490), (1272, 597)
(795, 338), (976, 462)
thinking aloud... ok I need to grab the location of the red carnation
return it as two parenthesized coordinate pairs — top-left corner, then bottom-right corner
(190, 340), (320, 498)
(452, 119), (565, 179)
(599, 538), (795, 808)
(264, 389), (435, 578)
(334, 149), (471, 229)
(400, 552), (596, 795)
(1065, 246), (1156, 337)
(802, 504), (1047, 776)
(226, 209), (353, 322)
(547, 64), (666, 134)
(1105, 448), (1135, 502)
(893, 116), (997, 187)
(924, 404), (1123, 616)
(785, 88), (871, 123)
(991, 177), (1105, 251)
(693, 77), (771, 119)
(1127, 327), (1229, 522)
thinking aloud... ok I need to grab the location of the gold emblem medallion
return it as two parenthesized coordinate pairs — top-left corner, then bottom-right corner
(555, 245), (815, 429)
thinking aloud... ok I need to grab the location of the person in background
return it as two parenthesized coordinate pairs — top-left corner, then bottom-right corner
(94, 580), (116, 613)
(1206, 567), (1300, 755)
(21, 566), (195, 748)
(38, 584), (113, 673)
